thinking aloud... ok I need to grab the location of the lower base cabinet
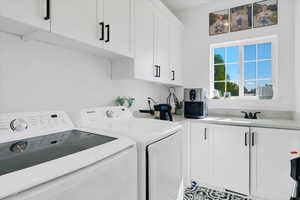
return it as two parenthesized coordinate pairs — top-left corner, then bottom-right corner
(190, 123), (211, 185)
(251, 128), (300, 200)
(190, 122), (300, 200)
(190, 123), (250, 195)
(211, 125), (250, 195)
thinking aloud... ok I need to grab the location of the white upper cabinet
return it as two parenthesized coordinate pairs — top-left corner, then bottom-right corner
(169, 22), (183, 85)
(211, 125), (250, 195)
(0, 0), (132, 58)
(0, 0), (50, 32)
(112, 0), (184, 85)
(0, 0), (182, 85)
(103, 0), (132, 57)
(96, 0), (104, 48)
(154, 10), (169, 83)
(250, 128), (300, 200)
(51, 0), (98, 46)
(134, 0), (155, 82)
(50, 0), (132, 57)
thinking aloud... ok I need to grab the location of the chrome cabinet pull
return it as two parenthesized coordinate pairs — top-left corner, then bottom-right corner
(204, 128), (207, 140)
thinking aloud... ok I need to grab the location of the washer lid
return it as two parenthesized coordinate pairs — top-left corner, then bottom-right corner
(0, 130), (116, 176)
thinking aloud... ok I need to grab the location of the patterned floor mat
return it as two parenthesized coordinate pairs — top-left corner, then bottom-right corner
(184, 186), (248, 200)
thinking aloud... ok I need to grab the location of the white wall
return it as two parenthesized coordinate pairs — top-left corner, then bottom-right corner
(177, 0), (295, 111)
(295, 0), (300, 119)
(0, 32), (169, 115)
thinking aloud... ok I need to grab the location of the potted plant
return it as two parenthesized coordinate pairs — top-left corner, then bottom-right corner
(115, 96), (135, 108)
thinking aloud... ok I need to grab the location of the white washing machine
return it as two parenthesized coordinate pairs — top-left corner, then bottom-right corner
(0, 111), (137, 200)
(75, 106), (184, 200)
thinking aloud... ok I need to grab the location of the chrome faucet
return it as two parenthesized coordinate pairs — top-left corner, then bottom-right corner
(241, 111), (261, 119)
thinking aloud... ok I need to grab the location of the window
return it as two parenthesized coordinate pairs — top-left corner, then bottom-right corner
(211, 36), (276, 100)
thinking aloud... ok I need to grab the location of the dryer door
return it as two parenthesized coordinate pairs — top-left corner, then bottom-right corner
(147, 131), (183, 200)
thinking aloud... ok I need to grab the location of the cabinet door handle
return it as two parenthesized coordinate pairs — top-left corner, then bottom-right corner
(252, 132), (255, 146)
(245, 132), (248, 146)
(171, 70), (175, 81)
(44, 0), (51, 20)
(204, 128), (207, 140)
(99, 22), (104, 41)
(158, 66), (161, 77)
(154, 65), (159, 77)
(105, 24), (110, 43)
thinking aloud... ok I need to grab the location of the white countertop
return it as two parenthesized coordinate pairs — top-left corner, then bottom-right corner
(136, 113), (300, 130)
(192, 117), (300, 130)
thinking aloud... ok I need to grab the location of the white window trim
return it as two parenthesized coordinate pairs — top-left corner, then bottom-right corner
(209, 35), (278, 100)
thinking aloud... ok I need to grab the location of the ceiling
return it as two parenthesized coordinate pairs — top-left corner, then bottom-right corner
(160, 0), (210, 12)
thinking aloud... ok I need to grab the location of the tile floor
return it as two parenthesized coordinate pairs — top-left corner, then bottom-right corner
(184, 186), (248, 200)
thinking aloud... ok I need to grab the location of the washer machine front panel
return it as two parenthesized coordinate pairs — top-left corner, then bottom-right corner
(0, 130), (116, 176)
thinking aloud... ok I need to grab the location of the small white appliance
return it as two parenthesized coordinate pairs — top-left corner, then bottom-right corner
(75, 106), (184, 200)
(257, 85), (274, 99)
(0, 111), (137, 200)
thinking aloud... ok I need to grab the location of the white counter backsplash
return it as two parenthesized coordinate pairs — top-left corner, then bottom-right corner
(0, 32), (169, 114)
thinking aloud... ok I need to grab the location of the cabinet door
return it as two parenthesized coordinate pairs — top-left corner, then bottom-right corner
(51, 0), (98, 46)
(0, 0), (50, 31)
(154, 10), (169, 83)
(169, 23), (183, 85)
(103, 0), (132, 57)
(211, 125), (250, 195)
(190, 123), (211, 185)
(251, 128), (300, 200)
(134, 0), (155, 81)
(96, 0), (104, 47)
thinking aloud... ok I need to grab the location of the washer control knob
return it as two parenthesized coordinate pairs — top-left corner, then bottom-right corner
(10, 119), (28, 132)
(106, 110), (114, 118)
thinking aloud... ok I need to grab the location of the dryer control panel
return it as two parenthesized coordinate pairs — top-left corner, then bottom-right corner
(80, 106), (133, 122)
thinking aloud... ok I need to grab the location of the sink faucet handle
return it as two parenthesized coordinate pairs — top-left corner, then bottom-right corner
(241, 111), (249, 119)
(253, 112), (261, 119)
(248, 112), (254, 119)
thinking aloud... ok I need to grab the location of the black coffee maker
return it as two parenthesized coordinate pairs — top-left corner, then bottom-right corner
(291, 154), (300, 200)
(154, 104), (173, 121)
(184, 88), (208, 119)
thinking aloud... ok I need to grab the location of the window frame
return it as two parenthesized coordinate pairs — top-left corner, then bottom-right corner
(210, 35), (278, 100)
